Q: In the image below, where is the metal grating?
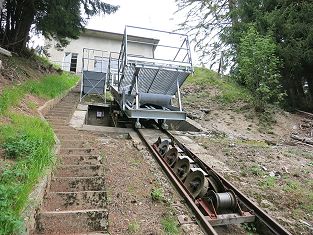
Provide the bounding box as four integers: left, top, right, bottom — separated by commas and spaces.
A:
120, 65, 190, 96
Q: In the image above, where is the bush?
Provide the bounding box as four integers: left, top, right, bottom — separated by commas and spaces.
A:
237, 25, 284, 111
3, 134, 40, 159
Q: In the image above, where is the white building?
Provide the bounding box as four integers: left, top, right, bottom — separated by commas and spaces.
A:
46, 28, 159, 73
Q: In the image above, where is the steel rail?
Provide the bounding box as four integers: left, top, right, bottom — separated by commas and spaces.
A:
162, 129, 292, 235
135, 128, 218, 235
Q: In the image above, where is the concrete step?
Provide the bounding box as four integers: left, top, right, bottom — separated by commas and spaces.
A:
60, 140, 89, 148
59, 155, 102, 165
50, 176, 106, 192
54, 165, 104, 177
50, 108, 74, 112
54, 128, 79, 134
46, 113, 72, 118
47, 120, 68, 125
35, 209, 108, 234
57, 133, 85, 140
43, 191, 107, 211
60, 148, 94, 155
46, 117, 69, 121
47, 110, 73, 114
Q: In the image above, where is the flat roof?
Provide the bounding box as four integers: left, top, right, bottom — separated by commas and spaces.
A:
82, 28, 159, 45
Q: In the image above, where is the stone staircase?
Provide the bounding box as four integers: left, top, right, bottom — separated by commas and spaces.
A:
33, 90, 107, 234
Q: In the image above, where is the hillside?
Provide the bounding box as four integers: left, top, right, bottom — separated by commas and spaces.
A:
181, 67, 313, 234
0, 54, 79, 234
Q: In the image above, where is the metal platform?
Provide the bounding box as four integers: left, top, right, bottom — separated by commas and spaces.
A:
109, 26, 193, 122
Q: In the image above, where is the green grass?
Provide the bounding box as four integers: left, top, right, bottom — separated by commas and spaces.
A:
0, 72, 79, 114
161, 216, 179, 235
151, 188, 164, 201
184, 67, 252, 104
0, 72, 79, 234
259, 176, 277, 189
128, 220, 140, 233
0, 114, 55, 234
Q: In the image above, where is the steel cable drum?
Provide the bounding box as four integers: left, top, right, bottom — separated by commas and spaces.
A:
184, 169, 209, 199
173, 157, 190, 180
207, 190, 237, 213
139, 93, 173, 107
163, 147, 178, 167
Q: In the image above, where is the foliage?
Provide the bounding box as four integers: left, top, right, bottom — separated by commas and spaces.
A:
128, 220, 140, 233
151, 188, 164, 202
0, 72, 79, 114
176, 0, 313, 111
161, 216, 179, 235
237, 25, 284, 110
0, 72, 79, 234
0, 0, 119, 53
2, 134, 41, 159
184, 67, 252, 104
0, 114, 55, 234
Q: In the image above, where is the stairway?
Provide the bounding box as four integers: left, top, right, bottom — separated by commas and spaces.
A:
33, 89, 108, 234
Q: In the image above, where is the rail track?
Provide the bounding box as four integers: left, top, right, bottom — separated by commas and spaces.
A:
136, 125, 292, 235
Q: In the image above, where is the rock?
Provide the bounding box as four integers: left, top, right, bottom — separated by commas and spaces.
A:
260, 199, 274, 208
282, 166, 289, 173
261, 166, 268, 171
269, 171, 275, 177
299, 219, 313, 229
200, 108, 210, 114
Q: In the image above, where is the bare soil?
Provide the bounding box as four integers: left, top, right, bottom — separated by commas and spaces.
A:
100, 136, 204, 235
182, 83, 313, 234
0, 54, 55, 94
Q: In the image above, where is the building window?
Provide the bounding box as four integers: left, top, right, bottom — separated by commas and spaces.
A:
62, 52, 78, 72
70, 53, 78, 72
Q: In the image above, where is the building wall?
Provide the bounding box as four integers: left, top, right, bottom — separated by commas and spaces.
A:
47, 34, 154, 73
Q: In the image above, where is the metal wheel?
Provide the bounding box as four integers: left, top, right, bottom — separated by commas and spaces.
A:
158, 140, 170, 156
184, 169, 209, 198
173, 157, 190, 180
164, 147, 178, 167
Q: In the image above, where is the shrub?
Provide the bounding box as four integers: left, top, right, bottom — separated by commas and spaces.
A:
237, 25, 284, 111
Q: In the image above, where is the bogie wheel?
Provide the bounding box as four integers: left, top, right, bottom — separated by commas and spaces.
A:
173, 157, 190, 180
158, 140, 170, 156
163, 148, 178, 167
184, 170, 209, 198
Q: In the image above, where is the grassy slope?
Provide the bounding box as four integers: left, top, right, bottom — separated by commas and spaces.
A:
183, 67, 252, 106
0, 56, 79, 234
182, 67, 280, 132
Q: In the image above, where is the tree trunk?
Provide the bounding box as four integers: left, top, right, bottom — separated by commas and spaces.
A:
10, 0, 34, 53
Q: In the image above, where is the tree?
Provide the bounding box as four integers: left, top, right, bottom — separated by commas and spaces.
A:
237, 25, 283, 110
0, 0, 118, 54
176, 0, 313, 110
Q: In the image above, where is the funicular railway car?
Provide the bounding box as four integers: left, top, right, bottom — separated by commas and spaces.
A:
80, 25, 193, 128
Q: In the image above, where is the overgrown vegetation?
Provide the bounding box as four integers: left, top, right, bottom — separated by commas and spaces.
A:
184, 67, 252, 104
0, 73, 79, 114
0, 1, 118, 54
161, 216, 179, 235
236, 25, 284, 111
0, 72, 79, 234
127, 220, 140, 234
151, 188, 164, 202
177, 0, 313, 111
0, 115, 55, 234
